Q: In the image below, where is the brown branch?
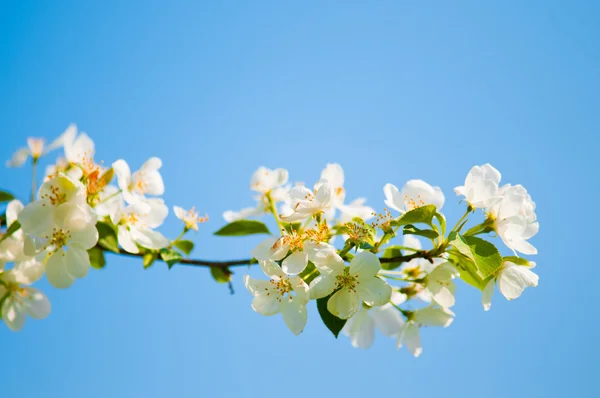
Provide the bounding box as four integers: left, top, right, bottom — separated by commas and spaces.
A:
104, 246, 439, 269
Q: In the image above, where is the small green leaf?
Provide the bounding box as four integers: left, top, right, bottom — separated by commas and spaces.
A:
0, 220, 21, 244
463, 219, 495, 236
299, 261, 319, 285
143, 251, 158, 269
214, 220, 271, 237
403, 224, 439, 240
0, 190, 15, 203
210, 266, 232, 283
448, 252, 491, 291
160, 248, 183, 269
88, 247, 106, 269
96, 222, 120, 253
503, 256, 530, 266
317, 293, 347, 338
390, 204, 437, 227
451, 234, 502, 279
98, 167, 114, 188
174, 239, 195, 255
381, 245, 403, 270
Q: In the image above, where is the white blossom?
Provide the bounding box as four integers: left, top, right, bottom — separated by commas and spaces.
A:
113, 157, 165, 205
174, 206, 208, 231
482, 261, 538, 311
487, 184, 538, 255
454, 164, 502, 209
111, 199, 169, 253
396, 306, 455, 357
310, 251, 392, 319
384, 179, 445, 213
280, 183, 334, 222
244, 259, 309, 335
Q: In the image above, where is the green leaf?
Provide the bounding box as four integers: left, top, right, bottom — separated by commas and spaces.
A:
434, 212, 446, 237
88, 247, 106, 269
299, 261, 319, 285
210, 266, 232, 283
450, 234, 502, 279
0, 220, 21, 244
380, 245, 404, 270
0, 190, 15, 203
214, 220, 271, 237
403, 224, 439, 240
143, 251, 158, 269
174, 239, 195, 255
96, 222, 120, 253
390, 204, 437, 227
160, 248, 183, 269
503, 256, 530, 266
463, 219, 495, 236
448, 252, 491, 291
317, 293, 347, 338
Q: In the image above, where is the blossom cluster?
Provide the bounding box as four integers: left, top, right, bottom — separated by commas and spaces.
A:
1, 125, 206, 331
228, 163, 539, 356
1, 126, 540, 358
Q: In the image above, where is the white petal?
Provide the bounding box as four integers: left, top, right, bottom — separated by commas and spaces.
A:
383, 183, 403, 213
70, 223, 99, 250
173, 206, 186, 220
18, 200, 53, 235
259, 259, 285, 279
118, 226, 139, 253
351, 251, 381, 280
65, 245, 91, 279
281, 298, 307, 335
130, 228, 169, 250
6, 200, 24, 226
401, 323, 423, 357
22, 288, 51, 319
497, 265, 538, 300
327, 289, 359, 320
342, 307, 375, 349
356, 277, 392, 307
112, 159, 132, 192
7, 147, 30, 168
371, 305, 405, 337
251, 294, 281, 316
309, 274, 336, 300
282, 250, 308, 275
482, 279, 495, 311
2, 297, 25, 331
243, 275, 273, 296
46, 250, 76, 289
414, 307, 454, 327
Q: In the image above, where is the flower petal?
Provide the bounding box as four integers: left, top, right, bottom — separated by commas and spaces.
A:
46, 250, 76, 289
327, 289, 359, 320
342, 307, 375, 349
281, 298, 307, 335
309, 274, 336, 300
65, 245, 91, 279
497, 264, 538, 300
282, 250, 308, 275
22, 288, 51, 319
356, 277, 392, 307
251, 294, 280, 316
351, 251, 381, 280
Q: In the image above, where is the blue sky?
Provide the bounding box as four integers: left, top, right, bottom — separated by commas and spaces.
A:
1, 1, 598, 397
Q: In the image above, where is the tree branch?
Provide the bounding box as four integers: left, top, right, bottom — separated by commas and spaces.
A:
103, 247, 440, 269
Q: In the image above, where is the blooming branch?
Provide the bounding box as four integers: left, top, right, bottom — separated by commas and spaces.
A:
0, 124, 540, 358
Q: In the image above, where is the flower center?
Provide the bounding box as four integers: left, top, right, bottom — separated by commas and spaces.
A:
269, 277, 294, 302
47, 228, 71, 249
282, 231, 304, 251
305, 223, 331, 243
405, 194, 425, 210
335, 268, 359, 292
41, 185, 67, 206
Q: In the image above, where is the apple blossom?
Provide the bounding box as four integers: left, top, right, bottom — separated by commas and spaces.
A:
18, 174, 88, 235
111, 199, 169, 253
280, 182, 334, 222
482, 261, 538, 311
342, 291, 407, 349
244, 259, 309, 335
113, 158, 165, 205
6, 125, 72, 167
487, 184, 539, 255
310, 251, 392, 319
384, 179, 445, 213
454, 163, 502, 209
174, 206, 208, 231
396, 306, 455, 357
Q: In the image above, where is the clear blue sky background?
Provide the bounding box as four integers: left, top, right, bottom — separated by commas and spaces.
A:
1, 1, 597, 397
